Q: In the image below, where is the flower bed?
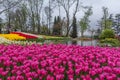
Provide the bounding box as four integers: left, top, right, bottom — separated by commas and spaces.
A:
0, 37, 12, 44
11, 32, 38, 39
0, 32, 39, 41
0, 34, 26, 40
0, 37, 40, 45
0, 44, 120, 80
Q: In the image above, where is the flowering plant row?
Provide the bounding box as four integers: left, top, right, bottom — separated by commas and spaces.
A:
0, 34, 26, 40
0, 44, 120, 80
0, 37, 12, 44
0, 37, 39, 45
10, 32, 38, 39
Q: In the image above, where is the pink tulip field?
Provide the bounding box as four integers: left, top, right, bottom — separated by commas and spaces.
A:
0, 44, 120, 80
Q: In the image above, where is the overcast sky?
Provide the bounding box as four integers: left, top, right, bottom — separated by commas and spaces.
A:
81, 0, 120, 29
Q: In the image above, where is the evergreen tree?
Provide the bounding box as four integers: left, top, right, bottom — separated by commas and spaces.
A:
57, 16, 61, 35
52, 16, 62, 35
0, 18, 2, 33
114, 14, 120, 34
53, 16, 57, 35
71, 17, 77, 38
54, 16, 57, 24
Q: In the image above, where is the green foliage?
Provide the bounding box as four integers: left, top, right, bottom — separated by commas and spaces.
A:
100, 38, 120, 47
94, 35, 99, 39
80, 19, 88, 32
79, 7, 93, 37
21, 37, 70, 43
100, 7, 113, 30
101, 19, 113, 29
99, 29, 115, 39
41, 25, 49, 35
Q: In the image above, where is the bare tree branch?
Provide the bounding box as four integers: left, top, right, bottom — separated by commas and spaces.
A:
0, 0, 22, 14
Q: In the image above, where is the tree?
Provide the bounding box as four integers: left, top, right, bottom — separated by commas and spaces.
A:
113, 14, 120, 34
13, 4, 28, 31
56, 0, 80, 36
44, 6, 51, 34
79, 19, 87, 38
53, 16, 57, 35
44, 0, 56, 35
99, 29, 115, 39
52, 16, 62, 35
27, 0, 36, 33
41, 25, 49, 35
102, 7, 108, 29
88, 28, 96, 40
3, 0, 23, 33
57, 16, 62, 35
79, 7, 92, 38
0, 0, 22, 14
71, 17, 77, 38
34, 0, 44, 34
101, 7, 113, 30
0, 18, 3, 33
27, 0, 44, 33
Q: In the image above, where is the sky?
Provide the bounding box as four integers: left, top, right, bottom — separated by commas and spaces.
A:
81, 0, 120, 29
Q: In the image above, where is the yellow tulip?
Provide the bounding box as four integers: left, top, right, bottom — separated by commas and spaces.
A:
0, 34, 26, 40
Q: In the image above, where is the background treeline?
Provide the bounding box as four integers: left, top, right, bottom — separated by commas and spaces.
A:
0, 0, 120, 38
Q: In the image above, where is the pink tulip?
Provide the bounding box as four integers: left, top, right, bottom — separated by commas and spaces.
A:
16, 76, 24, 80
47, 75, 54, 80
68, 74, 74, 80
94, 78, 99, 80
0, 44, 120, 79
7, 77, 11, 80
11, 76, 16, 80
116, 61, 120, 67
41, 69, 47, 76
1, 71, 8, 76
27, 78, 32, 80
117, 78, 120, 80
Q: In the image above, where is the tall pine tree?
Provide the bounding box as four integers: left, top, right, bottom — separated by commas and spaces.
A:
53, 16, 57, 35
52, 16, 62, 35
71, 16, 77, 38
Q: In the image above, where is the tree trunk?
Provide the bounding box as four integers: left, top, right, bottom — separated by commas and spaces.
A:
37, 16, 41, 34
66, 31, 69, 37
65, 12, 70, 37
37, 24, 41, 34
81, 31, 84, 38
0, 27, 1, 33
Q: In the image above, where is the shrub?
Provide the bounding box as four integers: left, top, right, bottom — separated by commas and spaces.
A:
93, 35, 99, 39
100, 38, 120, 47
99, 29, 115, 39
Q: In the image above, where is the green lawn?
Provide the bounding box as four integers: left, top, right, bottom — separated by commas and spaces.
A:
20, 35, 71, 43
38, 35, 70, 40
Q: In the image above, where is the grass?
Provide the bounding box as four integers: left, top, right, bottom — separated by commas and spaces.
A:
38, 35, 68, 39
20, 35, 71, 43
